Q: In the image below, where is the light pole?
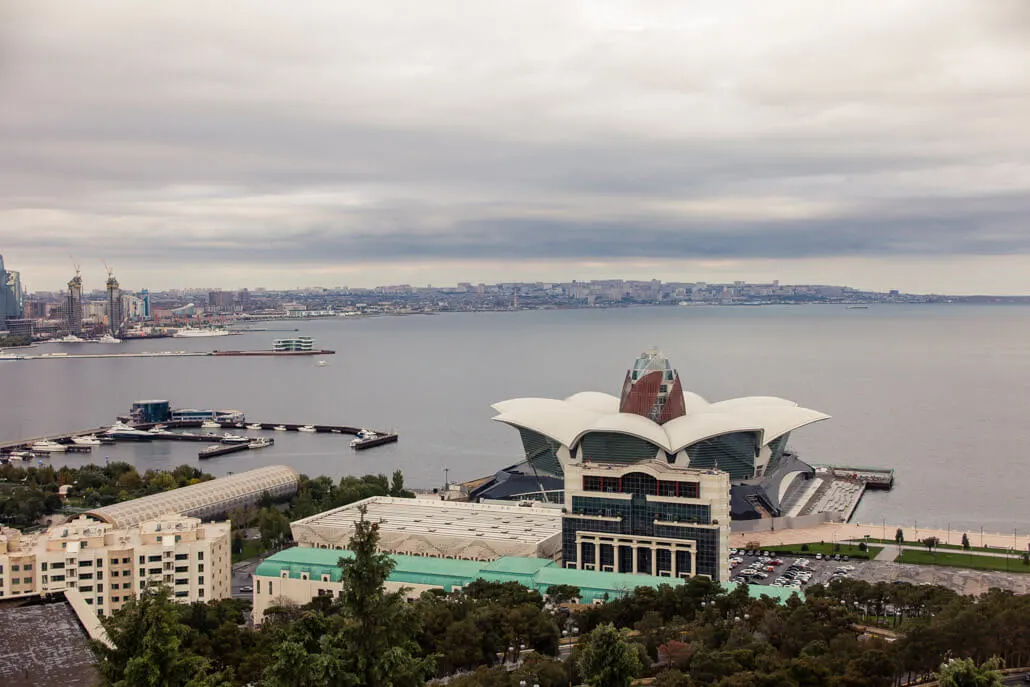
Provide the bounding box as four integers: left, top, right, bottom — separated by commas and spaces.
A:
444, 467, 449, 491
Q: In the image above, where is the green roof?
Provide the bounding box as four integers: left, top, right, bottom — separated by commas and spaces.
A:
256, 548, 802, 604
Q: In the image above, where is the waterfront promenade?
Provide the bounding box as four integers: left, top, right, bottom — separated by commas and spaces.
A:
732, 521, 1030, 553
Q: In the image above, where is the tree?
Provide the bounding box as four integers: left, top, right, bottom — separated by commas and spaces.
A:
962, 533, 971, 550
895, 528, 905, 545
924, 537, 940, 552
389, 469, 413, 498
94, 585, 213, 687
545, 584, 581, 605
858, 541, 868, 552
257, 508, 290, 550
937, 657, 1004, 687
334, 505, 435, 686
576, 623, 643, 687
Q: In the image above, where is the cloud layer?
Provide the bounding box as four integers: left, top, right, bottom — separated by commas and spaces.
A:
2, 0, 1030, 291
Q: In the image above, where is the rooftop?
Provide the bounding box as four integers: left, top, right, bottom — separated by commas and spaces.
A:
290, 496, 562, 546
0, 600, 98, 687
256, 547, 801, 604
86, 464, 299, 528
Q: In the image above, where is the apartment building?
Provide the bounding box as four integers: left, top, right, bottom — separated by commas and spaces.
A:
0, 514, 231, 615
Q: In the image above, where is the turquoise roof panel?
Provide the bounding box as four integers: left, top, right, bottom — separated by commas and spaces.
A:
256, 548, 797, 605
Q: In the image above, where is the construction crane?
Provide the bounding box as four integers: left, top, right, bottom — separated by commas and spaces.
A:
102, 259, 113, 278
70, 255, 80, 278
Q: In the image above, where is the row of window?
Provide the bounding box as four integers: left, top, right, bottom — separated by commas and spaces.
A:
582, 473, 700, 498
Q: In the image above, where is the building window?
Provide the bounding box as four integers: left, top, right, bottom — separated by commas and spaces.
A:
122, 557, 130, 564
198, 588, 204, 598
139, 568, 145, 577
198, 552, 204, 561
97, 584, 104, 592
85, 598, 92, 605
52, 562, 64, 569
139, 555, 145, 564
12, 565, 19, 572
41, 563, 47, 572
198, 576, 204, 585
78, 560, 92, 567
97, 572, 103, 580
11, 578, 19, 584
267, 581, 272, 595
97, 559, 103, 568
113, 596, 120, 603
198, 564, 204, 573
51, 575, 65, 582
148, 555, 161, 563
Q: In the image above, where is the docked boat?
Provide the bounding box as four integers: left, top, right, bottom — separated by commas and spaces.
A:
298, 425, 317, 433
71, 434, 102, 446
148, 424, 168, 433
105, 422, 154, 442
201, 420, 222, 429
220, 433, 250, 444
248, 437, 274, 449
357, 428, 377, 439
98, 334, 122, 343
30, 440, 67, 453
246, 423, 263, 430
55, 334, 88, 343
273, 425, 287, 431
173, 327, 230, 338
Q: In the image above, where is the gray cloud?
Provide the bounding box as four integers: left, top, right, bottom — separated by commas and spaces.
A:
2, 0, 1030, 290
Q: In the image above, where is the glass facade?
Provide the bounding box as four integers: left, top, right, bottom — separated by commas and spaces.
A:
517, 427, 564, 477
764, 432, 791, 475
686, 431, 760, 480
564, 492, 720, 579
580, 432, 660, 464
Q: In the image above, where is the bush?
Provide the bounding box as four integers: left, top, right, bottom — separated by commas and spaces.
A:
801, 543, 810, 552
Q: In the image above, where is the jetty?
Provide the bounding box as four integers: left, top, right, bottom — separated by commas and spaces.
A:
0, 349, 335, 361
1, 419, 396, 457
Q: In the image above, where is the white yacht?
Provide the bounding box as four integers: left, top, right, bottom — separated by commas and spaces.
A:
220, 433, 250, 444
71, 435, 102, 446
246, 423, 263, 430
357, 428, 377, 439
30, 440, 67, 453
148, 424, 168, 433
248, 437, 274, 449
98, 334, 122, 344
201, 420, 222, 429
55, 334, 88, 343
105, 422, 154, 442
298, 425, 317, 433
173, 327, 231, 338
273, 425, 287, 431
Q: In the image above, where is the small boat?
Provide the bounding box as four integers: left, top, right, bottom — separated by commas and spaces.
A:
298, 425, 317, 433
315, 360, 329, 367
248, 437, 274, 449
98, 334, 122, 343
105, 422, 154, 442
220, 433, 250, 444
55, 334, 88, 343
357, 428, 377, 439
201, 420, 222, 429
349, 437, 362, 448
30, 440, 67, 453
246, 423, 263, 430
273, 425, 288, 431
148, 424, 168, 433
71, 435, 102, 446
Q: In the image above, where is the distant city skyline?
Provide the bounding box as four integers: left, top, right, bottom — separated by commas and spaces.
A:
3, 2, 1030, 295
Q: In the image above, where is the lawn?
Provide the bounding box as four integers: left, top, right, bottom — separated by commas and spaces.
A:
856, 537, 1019, 555
896, 549, 1030, 573
232, 538, 267, 564
758, 542, 883, 558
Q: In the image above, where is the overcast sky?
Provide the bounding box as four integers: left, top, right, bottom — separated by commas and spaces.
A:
2, 1, 1029, 293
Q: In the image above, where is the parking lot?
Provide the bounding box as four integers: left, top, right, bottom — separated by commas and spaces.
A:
730, 548, 871, 591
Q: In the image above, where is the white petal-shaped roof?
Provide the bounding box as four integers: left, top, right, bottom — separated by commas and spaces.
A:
682, 391, 711, 413
492, 390, 829, 460
563, 391, 621, 415
492, 403, 602, 447
708, 396, 797, 411
730, 405, 830, 444
664, 412, 763, 453
572, 413, 672, 452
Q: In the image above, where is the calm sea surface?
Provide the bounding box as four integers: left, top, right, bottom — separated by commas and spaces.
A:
1, 305, 1028, 533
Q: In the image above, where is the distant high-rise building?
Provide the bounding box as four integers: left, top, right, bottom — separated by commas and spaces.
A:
0, 254, 17, 327
106, 273, 123, 335
237, 288, 249, 312
67, 270, 84, 334
208, 290, 234, 313
140, 288, 151, 319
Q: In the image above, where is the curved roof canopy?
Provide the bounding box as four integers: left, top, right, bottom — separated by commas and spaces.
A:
493, 392, 828, 457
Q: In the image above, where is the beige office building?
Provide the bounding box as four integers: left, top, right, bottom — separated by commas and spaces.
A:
0, 514, 231, 615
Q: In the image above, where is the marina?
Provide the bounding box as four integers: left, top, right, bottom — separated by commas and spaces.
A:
0, 348, 335, 361
0, 418, 397, 458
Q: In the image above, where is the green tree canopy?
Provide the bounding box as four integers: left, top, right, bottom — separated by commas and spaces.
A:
937, 656, 1004, 687
577, 623, 644, 687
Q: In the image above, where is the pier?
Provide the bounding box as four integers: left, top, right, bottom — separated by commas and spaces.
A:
0, 349, 335, 361
1, 419, 397, 457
